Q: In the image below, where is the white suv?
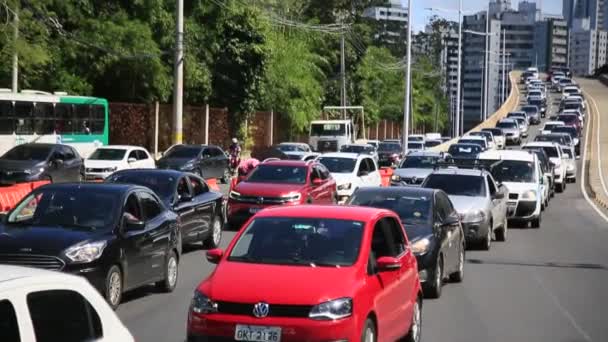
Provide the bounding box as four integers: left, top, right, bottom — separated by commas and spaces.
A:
317, 153, 382, 203
85, 145, 156, 181
0, 266, 134, 341
523, 142, 567, 193
479, 150, 544, 228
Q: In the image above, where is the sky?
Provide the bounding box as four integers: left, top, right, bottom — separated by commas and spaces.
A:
406, 0, 563, 32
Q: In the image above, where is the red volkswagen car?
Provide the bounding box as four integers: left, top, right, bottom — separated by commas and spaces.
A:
187, 205, 422, 342
227, 160, 337, 228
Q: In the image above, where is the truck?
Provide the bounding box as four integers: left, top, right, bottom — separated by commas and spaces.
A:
308, 120, 354, 153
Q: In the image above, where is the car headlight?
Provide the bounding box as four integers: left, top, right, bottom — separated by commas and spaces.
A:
190, 290, 218, 314
281, 193, 302, 202
64, 241, 107, 263
180, 162, 195, 170
229, 191, 241, 200
309, 297, 352, 320
410, 237, 431, 255
22, 167, 44, 175
103, 166, 118, 173
462, 210, 486, 223
391, 175, 401, 182
337, 183, 352, 191
521, 190, 537, 200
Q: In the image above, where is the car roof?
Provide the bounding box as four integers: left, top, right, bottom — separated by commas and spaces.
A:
524, 142, 560, 149
96, 145, 146, 150
261, 159, 311, 167
499, 118, 517, 123
320, 152, 365, 160
406, 151, 444, 157
112, 168, 186, 178
279, 142, 308, 146
545, 121, 565, 125
16, 143, 59, 148
431, 168, 485, 176
354, 186, 436, 198
0, 265, 89, 289
342, 143, 372, 147
460, 136, 486, 141
255, 204, 394, 222
37, 182, 143, 193
479, 149, 535, 162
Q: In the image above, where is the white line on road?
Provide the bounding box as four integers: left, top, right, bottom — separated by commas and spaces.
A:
587, 94, 608, 197
580, 90, 608, 223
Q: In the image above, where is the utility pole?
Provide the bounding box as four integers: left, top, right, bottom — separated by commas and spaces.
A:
483, 9, 490, 121
402, 0, 412, 154
173, 0, 184, 145
11, 4, 18, 93
455, 0, 462, 137
340, 31, 347, 119
502, 28, 506, 105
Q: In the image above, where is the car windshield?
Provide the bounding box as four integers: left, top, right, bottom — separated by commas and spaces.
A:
409, 136, 424, 142
246, 165, 307, 184
522, 106, 537, 114
425, 140, 441, 148
7, 188, 120, 230
525, 146, 558, 158
492, 160, 535, 183
564, 104, 580, 110
310, 123, 346, 136
340, 145, 370, 153
228, 217, 364, 267
400, 156, 439, 169
424, 174, 486, 197
483, 129, 503, 136
2, 145, 52, 161
88, 148, 127, 161
408, 143, 424, 150
458, 139, 485, 148
317, 157, 356, 173
470, 133, 491, 142
544, 123, 562, 131
497, 121, 517, 129
378, 143, 401, 152
448, 145, 481, 156
552, 127, 577, 138
349, 192, 431, 225
106, 173, 178, 202
164, 146, 201, 159
277, 144, 306, 152
562, 148, 573, 159
535, 136, 564, 145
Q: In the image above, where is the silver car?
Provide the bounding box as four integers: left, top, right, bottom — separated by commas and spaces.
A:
422, 168, 508, 250
496, 119, 521, 145
391, 152, 450, 186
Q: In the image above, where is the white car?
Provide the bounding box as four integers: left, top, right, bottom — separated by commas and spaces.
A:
522, 142, 567, 193
407, 141, 425, 153
527, 89, 545, 101
425, 132, 442, 141
0, 265, 134, 342
478, 150, 544, 228
276, 142, 313, 153
317, 153, 382, 203
469, 131, 496, 150
541, 121, 565, 135
482, 128, 506, 149
562, 86, 581, 101
408, 134, 426, 143
458, 135, 489, 151
85, 145, 155, 180
560, 145, 577, 183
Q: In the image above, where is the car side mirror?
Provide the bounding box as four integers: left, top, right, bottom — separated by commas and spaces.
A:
123, 214, 145, 232
493, 192, 505, 200
128, 157, 137, 163
443, 214, 460, 226
206, 248, 223, 264
52, 158, 64, 167
312, 178, 323, 186
377, 256, 401, 271
180, 192, 193, 202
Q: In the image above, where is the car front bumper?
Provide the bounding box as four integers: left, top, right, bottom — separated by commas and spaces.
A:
85, 172, 112, 181
64, 262, 109, 294
506, 199, 540, 220
227, 200, 300, 229
462, 220, 491, 242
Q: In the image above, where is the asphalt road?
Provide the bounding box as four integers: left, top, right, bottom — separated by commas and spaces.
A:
117, 87, 608, 341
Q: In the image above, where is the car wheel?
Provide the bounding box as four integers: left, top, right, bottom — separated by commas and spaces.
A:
156, 250, 179, 293
572, 177, 577, 184
480, 222, 492, 251
557, 183, 564, 193
361, 318, 376, 342
203, 216, 223, 249
403, 297, 422, 342
423, 257, 442, 299
104, 265, 122, 310
495, 217, 508, 242
450, 244, 465, 283
531, 214, 541, 229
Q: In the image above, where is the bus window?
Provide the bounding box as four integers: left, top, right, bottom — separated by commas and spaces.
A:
33, 103, 55, 135
91, 105, 105, 134
14, 101, 34, 134
0, 100, 14, 134
74, 104, 91, 134
54, 103, 74, 134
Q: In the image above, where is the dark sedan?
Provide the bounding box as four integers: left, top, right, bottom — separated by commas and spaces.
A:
0, 143, 84, 184
0, 183, 181, 309
448, 143, 483, 159
377, 142, 403, 167
106, 169, 224, 248
157, 144, 230, 182
349, 186, 465, 299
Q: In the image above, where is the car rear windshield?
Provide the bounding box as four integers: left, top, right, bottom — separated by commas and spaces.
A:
535, 135, 565, 145
424, 174, 486, 197
400, 156, 439, 169
408, 143, 424, 150
522, 106, 538, 113
106, 173, 177, 202
378, 143, 401, 152
7, 188, 121, 230
340, 145, 371, 153
448, 145, 481, 156
228, 217, 364, 267
557, 115, 578, 124
277, 144, 306, 152
458, 139, 485, 148
526, 146, 558, 158
2, 145, 52, 161
349, 192, 431, 225
543, 123, 562, 131
247, 165, 307, 184
317, 157, 356, 173
552, 126, 577, 138
88, 149, 126, 161
497, 121, 517, 129
492, 160, 535, 183
564, 103, 581, 110
425, 140, 441, 148
483, 128, 503, 136
164, 146, 202, 159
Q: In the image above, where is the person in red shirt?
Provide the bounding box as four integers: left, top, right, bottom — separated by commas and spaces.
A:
229, 158, 260, 192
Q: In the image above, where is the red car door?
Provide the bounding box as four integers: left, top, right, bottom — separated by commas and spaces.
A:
316, 164, 335, 203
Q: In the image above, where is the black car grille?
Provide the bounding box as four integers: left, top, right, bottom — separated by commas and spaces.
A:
509, 193, 519, 200
236, 196, 289, 204
402, 177, 424, 185
86, 168, 107, 173
0, 254, 65, 271
317, 140, 338, 152
216, 301, 312, 318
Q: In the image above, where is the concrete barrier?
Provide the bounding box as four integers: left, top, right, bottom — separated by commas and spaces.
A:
430, 71, 521, 152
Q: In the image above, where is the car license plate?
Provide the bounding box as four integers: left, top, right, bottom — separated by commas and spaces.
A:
235, 325, 281, 342
249, 207, 262, 214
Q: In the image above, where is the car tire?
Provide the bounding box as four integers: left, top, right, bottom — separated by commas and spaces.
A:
104, 265, 123, 310
361, 318, 377, 342
423, 257, 442, 299
480, 222, 492, 251
449, 244, 465, 283
530, 214, 541, 229
557, 183, 565, 193
156, 250, 179, 293
403, 297, 422, 342
495, 217, 508, 242
203, 216, 223, 249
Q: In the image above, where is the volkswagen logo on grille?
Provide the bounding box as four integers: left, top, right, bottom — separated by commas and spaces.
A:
411, 176, 417, 183
257, 197, 264, 204
252, 302, 270, 318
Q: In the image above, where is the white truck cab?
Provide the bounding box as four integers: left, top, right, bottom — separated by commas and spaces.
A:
309, 120, 354, 153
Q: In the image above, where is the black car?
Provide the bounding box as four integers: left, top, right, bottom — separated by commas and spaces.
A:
0, 143, 84, 184
349, 186, 464, 299
377, 142, 403, 167
552, 125, 581, 154
521, 105, 541, 124
527, 99, 546, 118
0, 183, 181, 309
106, 169, 224, 248
448, 143, 483, 159
157, 144, 230, 182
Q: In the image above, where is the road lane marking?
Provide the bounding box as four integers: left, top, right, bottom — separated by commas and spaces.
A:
586, 94, 608, 197
580, 90, 608, 223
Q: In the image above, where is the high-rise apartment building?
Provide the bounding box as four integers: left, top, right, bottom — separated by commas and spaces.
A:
363, 0, 408, 55
535, 17, 570, 70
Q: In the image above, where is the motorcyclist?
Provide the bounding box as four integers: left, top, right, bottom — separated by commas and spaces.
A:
228, 138, 242, 173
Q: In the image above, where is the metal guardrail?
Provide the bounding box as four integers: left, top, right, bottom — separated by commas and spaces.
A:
430, 71, 522, 152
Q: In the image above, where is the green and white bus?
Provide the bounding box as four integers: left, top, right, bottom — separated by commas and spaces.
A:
0, 89, 109, 157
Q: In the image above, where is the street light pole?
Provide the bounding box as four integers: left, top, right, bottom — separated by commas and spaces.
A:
501, 28, 506, 105
340, 31, 347, 119
173, 0, 184, 144
403, 0, 412, 154
456, 0, 462, 137
483, 9, 489, 121
11, 5, 18, 93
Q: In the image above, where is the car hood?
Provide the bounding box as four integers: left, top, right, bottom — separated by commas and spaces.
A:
501, 181, 537, 195
0, 225, 107, 255
201, 261, 359, 305
403, 222, 433, 242
235, 182, 306, 197
0, 159, 45, 171
394, 168, 433, 179
331, 173, 355, 185
85, 159, 124, 168
156, 158, 193, 169
502, 128, 519, 134
448, 195, 484, 213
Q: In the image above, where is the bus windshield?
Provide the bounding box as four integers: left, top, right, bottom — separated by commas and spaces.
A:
310, 123, 347, 136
